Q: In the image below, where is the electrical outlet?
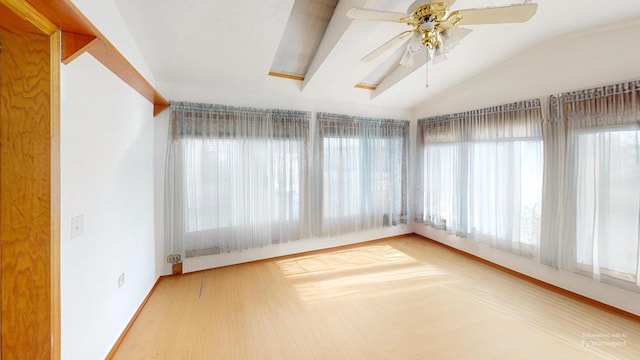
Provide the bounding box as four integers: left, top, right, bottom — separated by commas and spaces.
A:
118, 273, 125, 288
166, 253, 182, 264
71, 215, 84, 238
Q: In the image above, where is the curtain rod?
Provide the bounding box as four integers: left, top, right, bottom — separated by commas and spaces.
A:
419, 99, 542, 124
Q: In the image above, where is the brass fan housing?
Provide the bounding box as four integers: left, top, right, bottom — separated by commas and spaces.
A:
403, 1, 462, 49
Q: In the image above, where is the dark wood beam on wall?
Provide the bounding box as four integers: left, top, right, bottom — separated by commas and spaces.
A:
61, 31, 97, 64
28, 0, 170, 116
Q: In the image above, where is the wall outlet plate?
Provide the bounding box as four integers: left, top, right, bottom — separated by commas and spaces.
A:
71, 215, 84, 238
166, 253, 182, 264
118, 273, 125, 288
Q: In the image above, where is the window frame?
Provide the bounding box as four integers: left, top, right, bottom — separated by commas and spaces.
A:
317, 117, 410, 232
568, 123, 640, 284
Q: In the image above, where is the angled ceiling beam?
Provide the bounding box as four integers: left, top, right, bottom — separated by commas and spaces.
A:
302, 0, 367, 90
371, 55, 427, 99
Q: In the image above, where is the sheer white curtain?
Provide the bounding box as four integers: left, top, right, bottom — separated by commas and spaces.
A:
416, 100, 544, 257
317, 113, 409, 236
556, 81, 640, 289
165, 103, 311, 257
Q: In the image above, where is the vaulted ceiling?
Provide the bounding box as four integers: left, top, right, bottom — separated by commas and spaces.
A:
114, 0, 640, 110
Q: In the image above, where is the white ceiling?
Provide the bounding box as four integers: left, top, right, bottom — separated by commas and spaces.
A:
114, 0, 640, 111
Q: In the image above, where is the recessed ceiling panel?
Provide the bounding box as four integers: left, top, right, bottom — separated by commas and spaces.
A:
357, 42, 408, 89
269, 0, 338, 79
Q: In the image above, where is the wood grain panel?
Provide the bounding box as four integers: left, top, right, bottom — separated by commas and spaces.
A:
0, 28, 52, 360
0, 0, 56, 35
0, 2, 41, 34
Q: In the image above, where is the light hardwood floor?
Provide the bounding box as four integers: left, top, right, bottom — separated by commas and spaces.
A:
114, 236, 640, 359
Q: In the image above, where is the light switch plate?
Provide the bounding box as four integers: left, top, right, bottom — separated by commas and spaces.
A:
118, 273, 125, 288
71, 214, 84, 238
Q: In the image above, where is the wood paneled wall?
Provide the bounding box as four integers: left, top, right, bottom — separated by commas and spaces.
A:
0, 26, 56, 359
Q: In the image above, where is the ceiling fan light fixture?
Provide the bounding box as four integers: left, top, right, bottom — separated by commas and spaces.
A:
400, 33, 425, 67
348, 1, 538, 88
408, 32, 423, 52
441, 26, 473, 51
433, 46, 448, 64
400, 47, 415, 67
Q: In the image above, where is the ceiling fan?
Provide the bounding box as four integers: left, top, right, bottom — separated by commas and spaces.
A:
347, 0, 538, 86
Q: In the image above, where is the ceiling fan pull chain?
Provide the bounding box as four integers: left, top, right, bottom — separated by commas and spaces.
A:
425, 51, 429, 88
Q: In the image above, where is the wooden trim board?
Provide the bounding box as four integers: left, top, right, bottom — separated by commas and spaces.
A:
268, 71, 305, 81
61, 31, 97, 64
25, 0, 169, 116
413, 234, 640, 323
105, 276, 168, 359
50, 29, 62, 360
0, 26, 54, 359
355, 84, 377, 91
0, 0, 57, 35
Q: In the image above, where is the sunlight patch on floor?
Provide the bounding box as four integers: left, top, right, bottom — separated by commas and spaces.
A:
277, 245, 417, 277
276, 244, 457, 302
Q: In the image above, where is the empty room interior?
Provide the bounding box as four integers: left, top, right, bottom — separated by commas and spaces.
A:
3, 0, 640, 359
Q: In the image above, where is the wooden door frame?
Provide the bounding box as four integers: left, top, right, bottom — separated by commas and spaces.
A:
0, 1, 60, 359
1, 0, 167, 357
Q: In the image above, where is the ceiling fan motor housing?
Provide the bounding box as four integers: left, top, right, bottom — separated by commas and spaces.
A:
408, 1, 448, 24
406, 2, 452, 49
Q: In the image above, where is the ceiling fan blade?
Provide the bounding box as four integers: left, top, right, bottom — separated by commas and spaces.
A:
455, 3, 537, 26
362, 31, 414, 62
346, 8, 406, 22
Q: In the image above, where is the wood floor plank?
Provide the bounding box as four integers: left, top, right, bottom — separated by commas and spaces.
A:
113, 236, 640, 359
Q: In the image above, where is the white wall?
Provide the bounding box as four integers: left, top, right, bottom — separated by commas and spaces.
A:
185, 226, 412, 273
70, 0, 155, 85
60, 53, 157, 359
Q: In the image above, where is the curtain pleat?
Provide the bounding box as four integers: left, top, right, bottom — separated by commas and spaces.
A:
552, 80, 640, 290
317, 113, 410, 236
416, 100, 544, 257
166, 102, 311, 256
166, 103, 409, 259
539, 96, 566, 267
416, 80, 640, 292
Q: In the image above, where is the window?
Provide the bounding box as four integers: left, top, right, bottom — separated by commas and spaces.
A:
182, 138, 303, 233
571, 127, 640, 282
416, 101, 543, 257
318, 114, 409, 235
466, 140, 543, 251
166, 104, 310, 256
168, 106, 410, 258
551, 82, 640, 290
